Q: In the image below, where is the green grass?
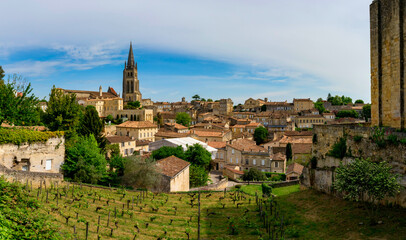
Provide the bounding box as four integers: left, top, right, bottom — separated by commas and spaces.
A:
27, 184, 269, 239
239, 184, 300, 197
278, 188, 406, 239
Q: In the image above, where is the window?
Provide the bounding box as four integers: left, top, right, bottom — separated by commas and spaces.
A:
261, 169, 266, 172
236, 157, 239, 164
274, 162, 279, 168
128, 142, 131, 146
22, 165, 28, 171
125, 149, 128, 156
130, 148, 134, 154
232, 149, 234, 154
253, 159, 256, 165
46, 159, 52, 170
245, 159, 249, 165
261, 160, 265, 166
230, 158, 233, 163
122, 142, 125, 147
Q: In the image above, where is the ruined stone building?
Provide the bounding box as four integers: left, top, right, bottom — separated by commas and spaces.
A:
371, 0, 406, 129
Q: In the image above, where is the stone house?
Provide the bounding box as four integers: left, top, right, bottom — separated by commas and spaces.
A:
135, 140, 150, 152
207, 141, 227, 170
286, 163, 304, 181
323, 112, 336, 121
243, 98, 266, 111
106, 136, 136, 157
264, 101, 294, 112
164, 123, 189, 133
116, 121, 158, 142
219, 98, 234, 116
293, 98, 314, 112
154, 130, 189, 141
0, 136, 65, 174
295, 115, 326, 128
156, 155, 190, 192
226, 139, 272, 172
190, 129, 232, 142
223, 166, 244, 181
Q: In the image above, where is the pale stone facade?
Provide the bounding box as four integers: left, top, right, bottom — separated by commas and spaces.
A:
0, 137, 65, 174
116, 121, 158, 142
123, 42, 142, 102
370, 0, 406, 129
157, 156, 190, 192
293, 98, 314, 112
106, 136, 137, 157
219, 98, 234, 115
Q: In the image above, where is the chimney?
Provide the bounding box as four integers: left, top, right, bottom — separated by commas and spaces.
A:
264, 98, 268, 102
99, 86, 102, 97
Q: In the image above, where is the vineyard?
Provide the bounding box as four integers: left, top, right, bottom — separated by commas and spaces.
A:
26, 182, 291, 240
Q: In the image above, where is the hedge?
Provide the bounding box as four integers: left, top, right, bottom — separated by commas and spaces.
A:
0, 128, 64, 145
264, 172, 286, 181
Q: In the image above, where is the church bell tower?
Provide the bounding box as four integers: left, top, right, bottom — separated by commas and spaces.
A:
123, 42, 142, 102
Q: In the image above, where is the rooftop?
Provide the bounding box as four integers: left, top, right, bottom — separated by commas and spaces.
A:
286, 163, 305, 175
156, 155, 190, 178
117, 121, 158, 129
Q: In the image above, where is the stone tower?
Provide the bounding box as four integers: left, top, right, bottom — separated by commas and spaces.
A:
123, 42, 142, 102
370, 0, 406, 129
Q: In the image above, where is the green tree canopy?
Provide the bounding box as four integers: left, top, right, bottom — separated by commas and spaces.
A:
80, 105, 106, 150
122, 156, 162, 190
0, 66, 4, 82
207, 98, 213, 102
314, 101, 325, 114
253, 126, 268, 145
62, 134, 107, 184
43, 86, 81, 132
286, 143, 292, 160
151, 146, 186, 160
189, 165, 209, 187
355, 99, 364, 104
192, 94, 200, 101
0, 74, 40, 126
328, 95, 353, 106
336, 110, 359, 118
125, 101, 141, 109
184, 143, 212, 170
334, 158, 400, 222
176, 112, 191, 127
362, 104, 371, 121
241, 168, 266, 181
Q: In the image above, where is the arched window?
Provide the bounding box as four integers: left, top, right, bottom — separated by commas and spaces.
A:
127, 81, 130, 93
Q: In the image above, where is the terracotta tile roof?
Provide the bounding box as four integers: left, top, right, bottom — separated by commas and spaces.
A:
286, 163, 304, 175
224, 166, 244, 175
106, 136, 134, 144
246, 122, 261, 127
117, 121, 158, 129
231, 125, 246, 128
272, 152, 286, 161
155, 130, 189, 138
292, 143, 312, 154
207, 141, 227, 149
156, 155, 190, 178
228, 139, 267, 152
192, 129, 227, 137
264, 101, 291, 106
136, 140, 151, 146
61, 88, 118, 99
165, 123, 188, 130
108, 87, 118, 96
272, 147, 286, 155
160, 112, 176, 118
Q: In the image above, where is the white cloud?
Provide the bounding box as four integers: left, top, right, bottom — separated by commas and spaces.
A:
0, 0, 372, 101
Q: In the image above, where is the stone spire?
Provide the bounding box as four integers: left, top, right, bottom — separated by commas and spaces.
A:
127, 42, 135, 68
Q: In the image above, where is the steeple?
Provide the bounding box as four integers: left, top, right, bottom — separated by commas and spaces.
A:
127, 42, 135, 68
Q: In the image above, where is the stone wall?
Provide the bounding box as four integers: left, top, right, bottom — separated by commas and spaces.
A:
370, 0, 406, 129
303, 124, 406, 207
0, 164, 63, 188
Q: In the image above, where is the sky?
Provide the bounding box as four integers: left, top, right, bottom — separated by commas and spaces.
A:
0, 0, 372, 104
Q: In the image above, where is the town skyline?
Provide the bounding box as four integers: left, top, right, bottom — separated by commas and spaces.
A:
0, 0, 372, 104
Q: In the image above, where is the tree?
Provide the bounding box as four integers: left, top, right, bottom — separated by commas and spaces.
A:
80, 105, 106, 150
327, 93, 332, 102
176, 112, 191, 127
260, 104, 267, 112
286, 143, 292, 160
334, 158, 400, 222
0, 66, 4, 82
192, 94, 200, 101
189, 165, 209, 187
122, 156, 162, 190
62, 134, 107, 184
43, 86, 81, 132
0, 74, 40, 126
336, 110, 359, 118
200, 98, 206, 102
184, 144, 212, 170
125, 101, 141, 109
314, 101, 325, 114
341, 96, 353, 105
106, 114, 114, 123
241, 168, 266, 181
207, 98, 213, 102
253, 126, 268, 145
330, 95, 343, 105
363, 104, 371, 121
151, 146, 186, 160
355, 99, 364, 104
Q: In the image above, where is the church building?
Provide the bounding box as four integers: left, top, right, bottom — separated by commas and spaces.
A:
123, 42, 142, 102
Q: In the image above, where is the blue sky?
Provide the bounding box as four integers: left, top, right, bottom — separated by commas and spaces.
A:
0, 0, 372, 104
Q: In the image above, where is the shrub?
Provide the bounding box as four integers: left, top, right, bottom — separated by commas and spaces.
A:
264, 172, 286, 181
400, 138, 406, 144
241, 168, 266, 181
327, 137, 347, 159
353, 135, 363, 143
261, 183, 272, 197
0, 128, 63, 145
387, 134, 399, 146
371, 127, 386, 148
